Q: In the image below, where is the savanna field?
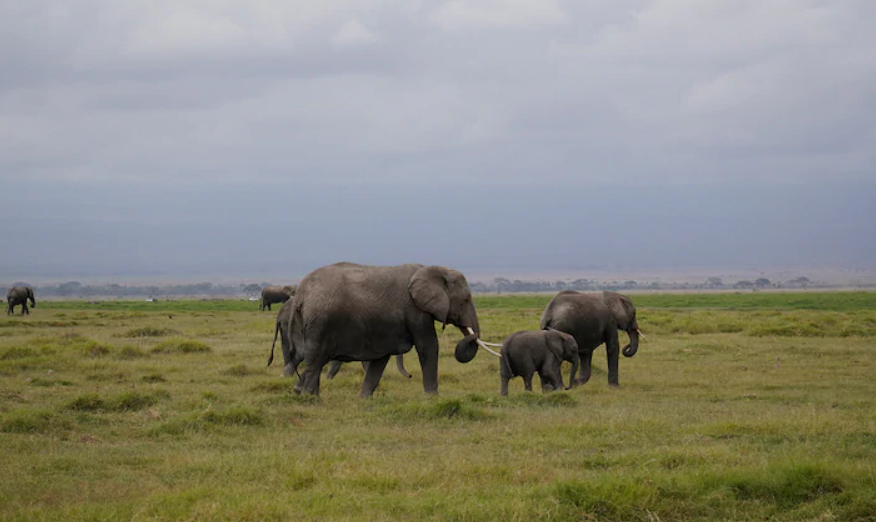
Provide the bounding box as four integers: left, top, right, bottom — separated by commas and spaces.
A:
1, 292, 875, 521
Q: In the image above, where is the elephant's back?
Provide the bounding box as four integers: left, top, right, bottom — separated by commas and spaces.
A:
541, 292, 609, 348
295, 263, 421, 321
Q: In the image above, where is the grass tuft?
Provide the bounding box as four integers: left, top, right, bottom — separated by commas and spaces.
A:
1, 409, 72, 434
503, 392, 578, 408
63, 391, 164, 412
151, 338, 211, 354
1, 347, 37, 360
201, 406, 265, 426
116, 345, 148, 359
383, 398, 489, 422
221, 364, 256, 377
119, 326, 180, 338
721, 463, 846, 507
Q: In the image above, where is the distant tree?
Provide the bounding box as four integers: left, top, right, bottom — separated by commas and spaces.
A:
494, 278, 511, 294
754, 278, 771, 287
706, 277, 724, 287
57, 281, 82, 297
243, 284, 262, 296
788, 277, 811, 288
734, 280, 754, 289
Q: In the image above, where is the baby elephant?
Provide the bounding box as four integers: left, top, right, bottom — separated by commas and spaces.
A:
500, 329, 580, 396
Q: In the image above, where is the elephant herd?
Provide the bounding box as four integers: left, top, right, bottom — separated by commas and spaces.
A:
5, 264, 643, 398
265, 262, 643, 398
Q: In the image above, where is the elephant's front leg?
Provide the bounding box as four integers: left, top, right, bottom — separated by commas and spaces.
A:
606, 334, 620, 386
360, 355, 391, 398
415, 336, 440, 394
576, 350, 593, 385
541, 360, 563, 392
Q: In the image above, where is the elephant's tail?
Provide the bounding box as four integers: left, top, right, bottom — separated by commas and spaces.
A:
267, 318, 281, 367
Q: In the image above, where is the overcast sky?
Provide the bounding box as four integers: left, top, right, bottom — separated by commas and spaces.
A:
1, 1, 874, 282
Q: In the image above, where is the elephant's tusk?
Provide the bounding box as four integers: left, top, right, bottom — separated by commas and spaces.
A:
637, 329, 646, 340
465, 328, 503, 347
466, 328, 503, 357
476, 339, 502, 357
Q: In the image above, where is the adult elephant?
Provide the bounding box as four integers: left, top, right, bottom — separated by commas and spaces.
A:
267, 299, 411, 380
540, 291, 643, 387
260, 285, 296, 311
7, 286, 36, 315
288, 262, 491, 397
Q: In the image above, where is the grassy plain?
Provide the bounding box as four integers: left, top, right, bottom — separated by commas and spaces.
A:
1, 292, 875, 521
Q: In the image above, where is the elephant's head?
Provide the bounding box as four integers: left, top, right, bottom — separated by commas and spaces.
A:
603, 292, 640, 357
27, 287, 35, 307
408, 266, 483, 362
546, 329, 580, 389
282, 285, 297, 297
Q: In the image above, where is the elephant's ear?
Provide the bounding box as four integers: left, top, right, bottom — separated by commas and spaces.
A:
545, 330, 566, 362
409, 266, 450, 326
605, 292, 634, 331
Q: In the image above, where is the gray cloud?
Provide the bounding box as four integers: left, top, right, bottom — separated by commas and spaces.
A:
1, 1, 874, 279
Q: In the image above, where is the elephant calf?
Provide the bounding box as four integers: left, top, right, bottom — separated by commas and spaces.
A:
500, 329, 580, 396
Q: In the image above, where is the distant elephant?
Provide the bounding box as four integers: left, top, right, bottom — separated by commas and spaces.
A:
267, 299, 297, 376
260, 285, 296, 311
500, 329, 580, 396
288, 262, 490, 397
540, 291, 643, 387
267, 299, 412, 380
6, 286, 35, 315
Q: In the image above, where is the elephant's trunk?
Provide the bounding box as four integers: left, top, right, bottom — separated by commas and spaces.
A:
622, 328, 641, 358
566, 353, 580, 390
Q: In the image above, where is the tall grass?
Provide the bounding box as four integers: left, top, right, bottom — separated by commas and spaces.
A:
1, 293, 874, 521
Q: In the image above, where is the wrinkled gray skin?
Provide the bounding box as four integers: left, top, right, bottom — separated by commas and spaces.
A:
267, 299, 411, 380
500, 329, 580, 396
6, 286, 35, 315
288, 262, 481, 397
260, 285, 296, 312
540, 291, 640, 387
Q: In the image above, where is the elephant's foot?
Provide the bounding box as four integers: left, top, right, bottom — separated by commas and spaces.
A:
282, 364, 295, 378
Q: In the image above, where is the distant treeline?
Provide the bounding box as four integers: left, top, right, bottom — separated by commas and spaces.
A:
6, 275, 861, 299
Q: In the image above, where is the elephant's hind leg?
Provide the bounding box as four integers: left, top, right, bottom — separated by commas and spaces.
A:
361, 355, 391, 398
605, 333, 621, 386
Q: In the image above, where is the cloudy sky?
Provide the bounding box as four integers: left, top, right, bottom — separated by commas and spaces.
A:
1, 1, 874, 282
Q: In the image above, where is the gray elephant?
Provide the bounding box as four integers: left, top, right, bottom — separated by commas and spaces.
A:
499, 329, 580, 396
540, 291, 643, 387
6, 286, 35, 315
260, 285, 296, 311
288, 262, 489, 397
267, 299, 411, 380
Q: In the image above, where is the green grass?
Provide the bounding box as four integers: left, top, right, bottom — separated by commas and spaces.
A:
1, 292, 875, 521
